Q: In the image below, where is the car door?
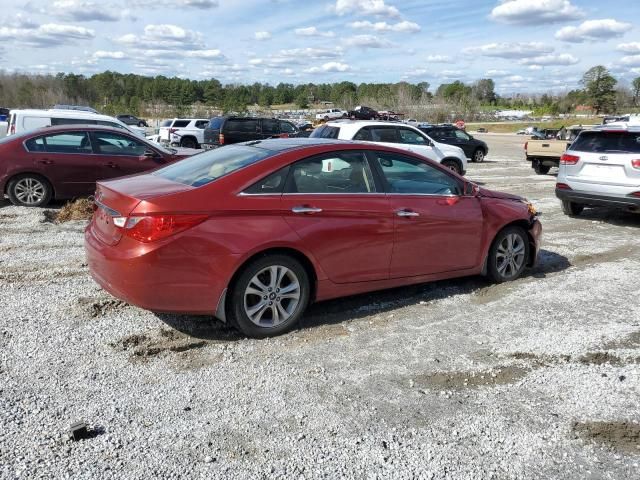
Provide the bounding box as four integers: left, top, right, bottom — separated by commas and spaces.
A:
261, 119, 280, 139
353, 125, 400, 148
225, 118, 260, 143
396, 126, 438, 160
279, 150, 393, 284
89, 130, 167, 179
23, 130, 97, 197
451, 129, 474, 157
368, 150, 483, 278
279, 120, 299, 138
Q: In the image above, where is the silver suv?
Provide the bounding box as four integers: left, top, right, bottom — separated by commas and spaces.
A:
556, 125, 640, 215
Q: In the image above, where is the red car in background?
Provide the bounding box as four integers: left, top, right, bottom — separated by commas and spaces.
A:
0, 125, 197, 207
85, 138, 541, 338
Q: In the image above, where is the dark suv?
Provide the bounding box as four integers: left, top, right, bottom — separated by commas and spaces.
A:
418, 125, 488, 162
116, 114, 149, 127
203, 117, 301, 149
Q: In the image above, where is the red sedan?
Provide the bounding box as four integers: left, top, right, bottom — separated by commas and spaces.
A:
0, 125, 196, 207
85, 138, 541, 338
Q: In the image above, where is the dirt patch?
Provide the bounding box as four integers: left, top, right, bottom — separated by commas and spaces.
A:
572, 421, 640, 455
0, 213, 18, 219
578, 352, 622, 366
571, 245, 637, 268
415, 365, 531, 390
111, 328, 209, 359
44, 198, 94, 224
602, 331, 640, 350
77, 297, 128, 318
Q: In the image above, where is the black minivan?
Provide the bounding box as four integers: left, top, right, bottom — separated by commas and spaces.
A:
203, 117, 302, 149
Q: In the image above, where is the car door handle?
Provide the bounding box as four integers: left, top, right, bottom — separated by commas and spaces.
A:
104, 162, 118, 168
37, 159, 53, 165
396, 209, 419, 217
292, 206, 323, 214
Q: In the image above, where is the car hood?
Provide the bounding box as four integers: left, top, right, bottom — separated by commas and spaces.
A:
432, 140, 465, 157
171, 147, 201, 159
478, 186, 523, 201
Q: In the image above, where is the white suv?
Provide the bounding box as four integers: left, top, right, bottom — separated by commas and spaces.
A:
158, 118, 210, 149
556, 125, 640, 215
311, 120, 467, 174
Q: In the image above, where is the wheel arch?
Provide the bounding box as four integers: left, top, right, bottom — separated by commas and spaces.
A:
180, 135, 199, 146
481, 219, 536, 275
440, 156, 463, 173
4, 171, 56, 198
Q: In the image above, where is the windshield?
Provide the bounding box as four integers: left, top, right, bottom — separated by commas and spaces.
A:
153, 145, 273, 187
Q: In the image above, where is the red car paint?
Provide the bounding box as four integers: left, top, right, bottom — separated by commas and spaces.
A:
0, 125, 194, 201
85, 139, 541, 318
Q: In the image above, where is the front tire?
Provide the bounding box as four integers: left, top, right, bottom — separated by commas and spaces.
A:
562, 200, 583, 216
7, 174, 53, 207
441, 159, 462, 175
228, 254, 310, 338
533, 160, 551, 175
487, 226, 529, 283
473, 149, 485, 163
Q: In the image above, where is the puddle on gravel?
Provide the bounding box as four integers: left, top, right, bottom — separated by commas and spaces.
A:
572, 421, 640, 455
414, 365, 531, 390
111, 328, 210, 361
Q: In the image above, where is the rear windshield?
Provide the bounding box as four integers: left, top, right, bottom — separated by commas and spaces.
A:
571, 131, 640, 153
310, 125, 340, 139
153, 145, 273, 187
208, 117, 225, 129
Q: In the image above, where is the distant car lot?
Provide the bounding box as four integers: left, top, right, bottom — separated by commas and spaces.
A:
1, 133, 638, 479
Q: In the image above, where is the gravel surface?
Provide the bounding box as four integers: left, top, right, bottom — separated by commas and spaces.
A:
1, 134, 639, 479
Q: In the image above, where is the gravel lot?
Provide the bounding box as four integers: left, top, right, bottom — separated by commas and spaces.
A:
1, 134, 639, 479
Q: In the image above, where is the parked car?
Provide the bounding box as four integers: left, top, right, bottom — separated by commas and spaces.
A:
418, 125, 488, 163
117, 114, 149, 127
349, 105, 378, 120
311, 120, 468, 174
53, 104, 99, 114
7, 109, 146, 138
0, 125, 197, 207
158, 118, 210, 149
202, 116, 301, 149
556, 125, 640, 216
85, 138, 541, 338
315, 108, 348, 121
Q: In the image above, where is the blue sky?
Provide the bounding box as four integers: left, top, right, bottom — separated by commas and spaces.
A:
1, 0, 640, 94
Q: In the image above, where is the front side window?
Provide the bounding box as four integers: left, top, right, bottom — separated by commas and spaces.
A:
25, 132, 91, 154
397, 128, 427, 145
154, 144, 273, 187
172, 120, 190, 128
262, 119, 279, 135
93, 132, 147, 156
225, 119, 259, 133
195, 120, 209, 129
454, 129, 470, 141
374, 152, 461, 195
368, 127, 398, 143
287, 152, 376, 194
279, 121, 296, 134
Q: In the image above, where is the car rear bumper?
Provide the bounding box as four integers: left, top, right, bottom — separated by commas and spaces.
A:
84, 225, 235, 316
555, 189, 640, 208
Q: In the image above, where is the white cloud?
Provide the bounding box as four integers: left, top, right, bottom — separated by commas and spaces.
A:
295, 27, 335, 37
426, 55, 453, 63
93, 50, 126, 59
349, 20, 420, 33
334, 0, 400, 18
620, 55, 640, 67
278, 47, 343, 59
617, 42, 640, 54
0, 23, 95, 47
343, 34, 394, 48
185, 49, 224, 59
305, 62, 351, 73
490, 0, 583, 25
519, 53, 579, 66
131, 0, 218, 8
116, 24, 204, 50
402, 68, 429, 78
51, 0, 120, 21
255, 31, 272, 40
485, 69, 510, 77
463, 42, 553, 59
555, 19, 632, 43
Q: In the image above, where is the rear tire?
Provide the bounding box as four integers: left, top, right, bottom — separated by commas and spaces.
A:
487, 226, 529, 283
180, 137, 198, 149
228, 254, 310, 338
561, 200, 583, 216
7, 174, 53, 207
441, 159, 462, 175
533, 160, 551, 175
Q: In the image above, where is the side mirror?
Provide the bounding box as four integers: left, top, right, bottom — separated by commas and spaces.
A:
464, 182, 479, 196
142, 149, 158, 158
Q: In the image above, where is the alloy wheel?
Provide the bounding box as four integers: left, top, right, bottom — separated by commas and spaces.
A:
243, 265, 301, 327
474, 150, 485, 162
14, 177, 46, 205
495, 233, 526, 280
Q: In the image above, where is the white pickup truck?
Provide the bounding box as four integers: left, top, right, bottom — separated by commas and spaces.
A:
315, 108, 348, 121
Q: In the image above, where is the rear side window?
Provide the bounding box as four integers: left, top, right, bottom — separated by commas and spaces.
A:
244, 167, 290, 194
310, 125, 340, 139
208, 117, 225, 129
225, 119, 259, 133
262, 119, 279, 135
25, 132, 91, 153
571, 131, 640, 153
154, 145, 272, 187
51, 117, 97, 126
172, 120, 190, 128
368, 127, 398, 143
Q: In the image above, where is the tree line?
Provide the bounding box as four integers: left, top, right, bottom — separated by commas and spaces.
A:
0, 66, 636, 119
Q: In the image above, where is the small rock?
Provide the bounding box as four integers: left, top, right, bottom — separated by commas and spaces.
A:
204, 456, 214, 463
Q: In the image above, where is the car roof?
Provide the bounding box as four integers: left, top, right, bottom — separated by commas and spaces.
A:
9, 124, 145, 140
241, 138, 355, 152
324, 120, 411, 129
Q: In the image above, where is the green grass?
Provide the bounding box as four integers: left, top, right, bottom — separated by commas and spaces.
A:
467, 118, 601, 133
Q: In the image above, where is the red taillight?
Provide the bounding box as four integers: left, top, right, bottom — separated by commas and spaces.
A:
218, 133, 225, 145
560, 154, 580, 165
116, 214, 208, 243
632, 159, 640, 169
556, 183, 572, 190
